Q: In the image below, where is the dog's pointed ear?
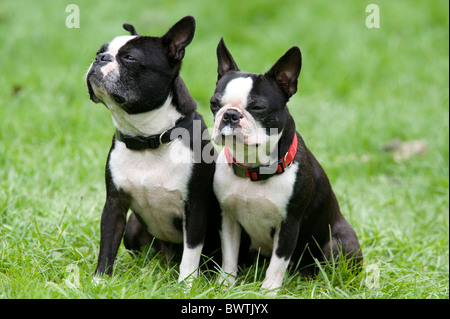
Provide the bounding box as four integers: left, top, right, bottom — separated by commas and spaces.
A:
123, 23, 139, 36
265, 46, 302, 98
217, 37, 239, 81
162, 16, 196, 61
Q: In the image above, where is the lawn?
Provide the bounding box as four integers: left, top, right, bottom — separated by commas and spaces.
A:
0, 0, 448, 300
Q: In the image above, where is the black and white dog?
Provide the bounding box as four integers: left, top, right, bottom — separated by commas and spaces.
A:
210, 38, 362, 291
86, 16, 219, 283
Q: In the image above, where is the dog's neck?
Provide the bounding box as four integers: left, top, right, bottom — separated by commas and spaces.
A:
110, 94, 182, 137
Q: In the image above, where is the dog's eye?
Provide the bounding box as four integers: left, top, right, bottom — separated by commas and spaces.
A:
210, 101, 220, 111
250, 105, 266, 111
123, 54, 136, 62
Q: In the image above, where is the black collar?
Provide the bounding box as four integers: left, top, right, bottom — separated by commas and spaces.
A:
115, 113, 195, 150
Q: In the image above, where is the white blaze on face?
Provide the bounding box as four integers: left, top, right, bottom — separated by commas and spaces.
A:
221, 77, 253, 109
212, 77, 255, 143
100, 35, 137, 77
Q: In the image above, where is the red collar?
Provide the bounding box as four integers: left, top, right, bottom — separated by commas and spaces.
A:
224, 133, 298, 182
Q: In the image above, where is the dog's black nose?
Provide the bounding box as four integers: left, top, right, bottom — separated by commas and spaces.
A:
222, 109, 242, 125
95, 53, 113, 63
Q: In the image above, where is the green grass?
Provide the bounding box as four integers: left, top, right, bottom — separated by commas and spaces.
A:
0, 0, 448, 299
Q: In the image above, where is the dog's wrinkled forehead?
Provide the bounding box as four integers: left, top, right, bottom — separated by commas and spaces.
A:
220, 76, 253, 109
103, 35, 137, 57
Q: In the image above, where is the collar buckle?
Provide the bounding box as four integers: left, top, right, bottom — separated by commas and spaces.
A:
159, 130, 173, 147
283, 152, 293, 168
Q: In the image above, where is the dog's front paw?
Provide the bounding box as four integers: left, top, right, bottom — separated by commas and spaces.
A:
178, 270, 197, 288
218, 271, 237, 288
261, 277, 282, 296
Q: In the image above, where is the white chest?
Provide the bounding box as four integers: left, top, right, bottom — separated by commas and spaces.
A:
213, 151, 299, 256
109, 139, 194, 243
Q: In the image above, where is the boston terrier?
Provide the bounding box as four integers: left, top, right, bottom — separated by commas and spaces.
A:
86, 16, 219, 283
210, 38, 362, 291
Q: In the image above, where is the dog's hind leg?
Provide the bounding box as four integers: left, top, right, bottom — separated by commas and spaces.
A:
123, 213, 154, 252
322, 216, 363, 271
123, 212, 177, 260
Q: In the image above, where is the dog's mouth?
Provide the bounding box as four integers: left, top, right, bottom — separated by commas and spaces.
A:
87, 66, 131, 109
86, 69, 102, 103
87, 80, 101, 103
212, 126, 261, 147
